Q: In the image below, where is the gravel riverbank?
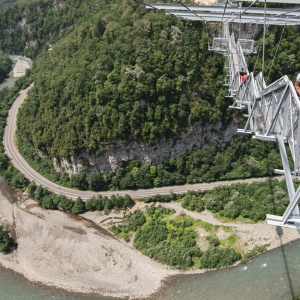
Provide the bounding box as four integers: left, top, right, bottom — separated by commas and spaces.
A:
0, 192, 175, 299
0, 191, 299, 299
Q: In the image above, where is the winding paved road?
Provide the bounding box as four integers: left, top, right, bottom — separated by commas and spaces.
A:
3, 84, 283, 199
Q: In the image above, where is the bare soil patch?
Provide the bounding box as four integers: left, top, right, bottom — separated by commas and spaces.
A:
12, 60, 30, 78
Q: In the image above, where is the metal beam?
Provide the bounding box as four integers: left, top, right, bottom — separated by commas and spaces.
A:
146, 4, 300, 16
146, 1, 300, 228
170, 14, 300, 25
146, 4, 205, 11
168, 11, 300, 20
146, 3, 300, 25
266, 85, 288, 135
281, 187, 300, 224
232, 0, 300, 3
277, 135, 297, 207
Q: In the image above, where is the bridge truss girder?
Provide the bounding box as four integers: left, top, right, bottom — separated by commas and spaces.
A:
146, 3, 300, 25
146, 2, 300, 228
217, 24, 300, 229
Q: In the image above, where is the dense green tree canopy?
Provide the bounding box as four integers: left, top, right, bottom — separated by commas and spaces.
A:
0, 50, 11, 82
111, 206, 242, 269
0, 0, 297, 192
0, 226, 10, 253
0, 0, 109, 57
180, 179, 294, 222
0, 0, 22, 9
15, 0, 230, 159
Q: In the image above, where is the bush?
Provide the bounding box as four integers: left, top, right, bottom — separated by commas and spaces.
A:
0, 226, 10, 253
182, 192, 205, 212
144, 193, 178, 203
200, 247, 241, 269
71, 197, 86, 214
206, 236, 220, 247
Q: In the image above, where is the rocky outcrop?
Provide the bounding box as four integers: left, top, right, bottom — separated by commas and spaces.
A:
54, 122, 238, 174
52, 0, 64, 11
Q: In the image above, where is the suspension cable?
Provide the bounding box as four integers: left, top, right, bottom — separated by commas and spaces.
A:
239, 11, 242, 40
175, 0, 211, 46
175, 0, 207, 22
253, 22, 258, 39
262, 0, 267, 81
266, 21, 287, 83
221, 0, 230, 23
243, 22, 252, 40
132, 0, 161, 11
132, 0, 211, 48
253, 32, 264, 74
227, 0, 260, 23
132, 0, 207, 22
275, 6, 300, 17
260, 0, 267, 132
205, 22, 211, 49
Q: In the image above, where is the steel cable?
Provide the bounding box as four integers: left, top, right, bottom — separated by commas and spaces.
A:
266, 21, 287, 84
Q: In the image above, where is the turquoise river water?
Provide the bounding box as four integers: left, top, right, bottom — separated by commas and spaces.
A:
0, 178, 300, 300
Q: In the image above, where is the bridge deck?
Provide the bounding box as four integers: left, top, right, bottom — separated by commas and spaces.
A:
146, 1, 300, 227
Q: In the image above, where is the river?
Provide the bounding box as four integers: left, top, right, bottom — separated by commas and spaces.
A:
0, 178, 300, 300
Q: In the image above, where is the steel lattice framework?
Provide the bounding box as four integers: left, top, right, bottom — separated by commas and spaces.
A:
225, 25, 300, 227
146, 2, 300, 25
146, 1, 300, 228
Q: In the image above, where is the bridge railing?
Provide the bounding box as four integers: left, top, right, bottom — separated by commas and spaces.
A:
235, 70, 300, 227
143, 1, 300, 227
260, 78, 300, 171
227, 32, 252, 101
187, 18, 300, 227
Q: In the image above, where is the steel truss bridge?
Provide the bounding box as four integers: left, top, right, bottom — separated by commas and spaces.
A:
146, 0, 300, 228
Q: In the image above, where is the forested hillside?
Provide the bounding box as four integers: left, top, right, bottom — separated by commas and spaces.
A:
0, 50, 11, 82
0, 0, 25, 9
16, 0, 231, 158
0, 0, 105, 57
0, 0, 298, 191
247, 26, 300, 84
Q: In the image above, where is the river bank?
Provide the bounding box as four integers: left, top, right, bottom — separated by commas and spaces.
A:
0, 55, 31, 90
0, 191, 175, 299
0, 186, 299, 299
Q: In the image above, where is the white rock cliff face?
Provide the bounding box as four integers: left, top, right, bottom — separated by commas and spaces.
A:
54, 122, 238, 174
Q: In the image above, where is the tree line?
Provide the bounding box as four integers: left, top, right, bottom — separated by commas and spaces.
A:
0, 76, 289, 266
142, 178, 294, 223
13, 0, 232, 162
17, 132, 283, 191
0, 0, 296, 191
0, 76, 133, 216
0, 50, 11, 82
0, 0, 106, 58
0, 0, 298, 194
26, 181, 134, 214
0, 0, 25, 9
